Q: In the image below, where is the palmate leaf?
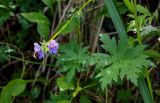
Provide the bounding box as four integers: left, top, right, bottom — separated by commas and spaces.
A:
56, 41, 89, 82
90, 53, 110, 70
96, 64, 119, 89
96, 35, 151, 90
104, 0, 154, 102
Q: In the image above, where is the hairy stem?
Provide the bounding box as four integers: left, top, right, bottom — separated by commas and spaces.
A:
134, 0, 142, 45
134, 0, 154, 101
48, 0, 92, 42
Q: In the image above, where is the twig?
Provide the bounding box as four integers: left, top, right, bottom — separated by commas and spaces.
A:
1, 60, 19, 70
50, 8, 58, 36
51, 0, 73, 36
9, 55, 54, 66
85, 4, 104, 12
90, 16, 104, 53
85, 91, 105, 102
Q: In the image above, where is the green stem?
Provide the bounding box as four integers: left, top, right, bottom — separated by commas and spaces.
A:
20, 61, 26, 79
79, 0, 92, 11
134, 0, 153, 101
70, 96, 74, 103
10, 55, 54, 67
58, 0, 61, 19
50, 5, 54, 16
48, 0, 92, 42
145, 68, 154, 101
81, 82, 98, 90
134, 0, 142, 45
32, 57, 46, 86
70, 82, 98, 103
106, 87, 108, 103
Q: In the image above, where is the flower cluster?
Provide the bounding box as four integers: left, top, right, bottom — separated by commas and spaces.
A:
34, 43, 44, 59
48, 40, 59, 54
33, 40, 59, 59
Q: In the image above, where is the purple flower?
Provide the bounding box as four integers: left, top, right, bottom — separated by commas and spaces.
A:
34, 43, 44, 59
48, 40, 59, 54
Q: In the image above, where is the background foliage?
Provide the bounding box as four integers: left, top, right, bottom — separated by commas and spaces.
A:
0, 0, 160, 103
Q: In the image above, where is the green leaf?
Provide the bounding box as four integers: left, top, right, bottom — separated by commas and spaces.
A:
0, 4, 9, 9
42, 0, 56, 7
90, 53, 109, 69
137, 5, 151, 16
57, 100, 70, 103
116, 90, 134, 103
0, 9, 10, 26
18, 15, 29, 29
45, 92, 71, 103
21, 12, 50, 39
80, 96, 92, 103
95, 35, 151, 90
144, 50, 160, 58
103, 1, 154, 103
104, 0, 128, 40
101, 2, 128, 17
66, 67, 76, 83
96, 64, 119, 90
56, 41, 89, 82
137, 78, 154, 103
56, 76, 74, 91
37, 22, 50, 39
127, 4, 154, 31
153, 10, 159, 20
140, 26, 158, 37
0, 79, 27, 103
31, 86, 41, 99
123, 0, 135, 13
100, 35, 117, 55
0, 46, 9, 63
155, 90, 160, 96
0, 46, 15, 63
21, 12, 49, 24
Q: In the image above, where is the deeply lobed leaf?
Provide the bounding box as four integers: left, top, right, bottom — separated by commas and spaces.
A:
95, 35, 151, 90
56, 41, 89, 82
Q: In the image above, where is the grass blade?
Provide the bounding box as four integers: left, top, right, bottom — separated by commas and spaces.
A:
103, 0, 128, 40
103, 0, 154, 103
138, 78, 154, 103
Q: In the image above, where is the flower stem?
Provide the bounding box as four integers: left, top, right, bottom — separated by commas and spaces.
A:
48, 0, 92, 42
134, 0, 142, 45
145, 68, 154, 101
134, 0, 154, 101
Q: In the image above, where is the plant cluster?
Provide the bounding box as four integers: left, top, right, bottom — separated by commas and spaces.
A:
0, 0, 160, 103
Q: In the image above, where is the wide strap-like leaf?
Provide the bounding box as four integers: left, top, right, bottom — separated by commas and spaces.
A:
103, 0, 154, 103
103, 0, 128, 40
138, 78, 154, 103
